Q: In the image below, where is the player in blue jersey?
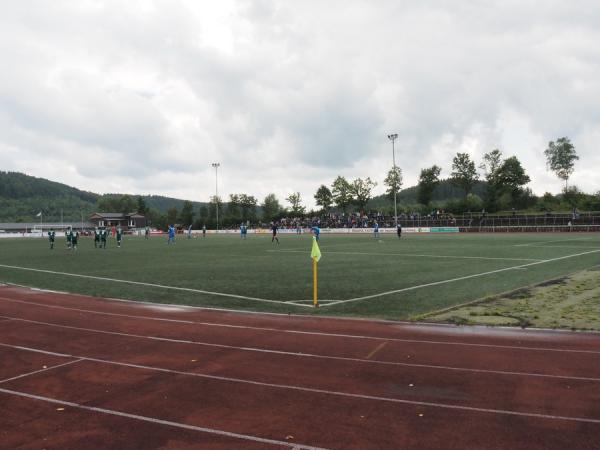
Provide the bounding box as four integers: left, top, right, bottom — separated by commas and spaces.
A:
167, 225, 176, 244
373, 222, 380, 239
312, 225, 320, 241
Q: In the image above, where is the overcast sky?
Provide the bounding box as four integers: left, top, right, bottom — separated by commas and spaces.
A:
1, 1, 599, 208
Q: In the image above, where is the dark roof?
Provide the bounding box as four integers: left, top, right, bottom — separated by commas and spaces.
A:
90, 213, 126, 219
89, 212, 146, 219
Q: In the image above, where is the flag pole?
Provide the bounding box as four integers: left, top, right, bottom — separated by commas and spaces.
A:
310, 235, 321, 308
313, 258, 318, 307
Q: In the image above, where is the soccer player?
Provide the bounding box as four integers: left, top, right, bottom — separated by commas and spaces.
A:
373, 222, 380, 239
312, 225, 320, 241
100, 227, 108, 249
397, 222, 402, 239
271, 222, 279, 244
66, 227, 73, 249
116, 226, 123, 248
48, 228, 55, 249
167, 225, 175, 244
144, 226, 149, 239
202, 225, 206, 238
94, 228, 100, 248
240, 223, 247, 239
71, 230, 79, 251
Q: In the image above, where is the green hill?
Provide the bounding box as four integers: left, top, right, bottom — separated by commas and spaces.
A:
367, 179, 487, 210
0, 171, 209, 222
0, 171, 99, 222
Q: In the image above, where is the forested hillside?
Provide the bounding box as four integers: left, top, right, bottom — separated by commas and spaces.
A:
0, 172, 208, 222
0, 171, 98, 222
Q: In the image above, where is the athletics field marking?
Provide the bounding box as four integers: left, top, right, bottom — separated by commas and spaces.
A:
1, 341, 599, 425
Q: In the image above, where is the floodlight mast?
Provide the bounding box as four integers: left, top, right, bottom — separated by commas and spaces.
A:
212, 163, 220, 231
387, 134, 399, 229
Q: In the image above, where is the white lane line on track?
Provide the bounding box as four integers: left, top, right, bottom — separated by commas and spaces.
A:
1, 296, 600, 355
2, 317, 600, 382
324, 249, 600, 306
268, 249, 544, 262
1, 341, 599, 425
0, 359, 83, 384
0, 388, 328, 450
0, 264, 312, 307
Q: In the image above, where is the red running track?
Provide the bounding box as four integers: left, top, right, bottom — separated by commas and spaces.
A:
1, 284, 600, 449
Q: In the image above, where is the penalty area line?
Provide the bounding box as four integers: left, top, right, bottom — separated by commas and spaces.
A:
322, 249, 600, 307
0, 264, 312, 308
268, 249, 543, 262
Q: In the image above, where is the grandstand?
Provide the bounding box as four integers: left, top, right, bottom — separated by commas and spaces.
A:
266, 211, 600, 233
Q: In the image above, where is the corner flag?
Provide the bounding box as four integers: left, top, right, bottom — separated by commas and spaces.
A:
311, 236, 321, 262
311, 236, 321, 307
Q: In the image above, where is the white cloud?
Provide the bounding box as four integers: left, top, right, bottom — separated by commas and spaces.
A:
1, 0, 599, 209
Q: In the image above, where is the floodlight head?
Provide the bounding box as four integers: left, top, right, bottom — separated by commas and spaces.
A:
212, 162, 220, 168
388, 133, 398, 141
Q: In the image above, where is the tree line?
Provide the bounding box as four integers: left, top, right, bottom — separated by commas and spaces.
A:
1, 136, 597, 226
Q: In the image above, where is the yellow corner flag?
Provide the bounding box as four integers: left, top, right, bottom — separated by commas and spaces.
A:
311, 236, 321, 262
311, 237, 321, 307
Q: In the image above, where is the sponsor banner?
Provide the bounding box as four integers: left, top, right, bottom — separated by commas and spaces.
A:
401, 227, 430, 233
430, 227, 460, 233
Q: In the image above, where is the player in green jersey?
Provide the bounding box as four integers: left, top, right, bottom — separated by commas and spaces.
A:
116, 227, 123, 248
48, 228, 55, 249
94, 228, 100, 248
71, 230, 79, 251
66, 227, 73, 248
100, 228, 107, 249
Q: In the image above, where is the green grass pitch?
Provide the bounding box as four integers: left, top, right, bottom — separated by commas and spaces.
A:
1, 233, 599, 320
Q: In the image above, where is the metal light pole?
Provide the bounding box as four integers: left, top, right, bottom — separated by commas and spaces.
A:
212, 163, 220, 231
387, 133, 399, 228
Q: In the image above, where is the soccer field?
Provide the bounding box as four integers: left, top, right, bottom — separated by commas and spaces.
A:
1, 233, 599, 319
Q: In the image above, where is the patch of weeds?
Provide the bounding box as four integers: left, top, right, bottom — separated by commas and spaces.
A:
448, 316, 471, 326
537, 277, 568, 288
505, 288, 532, 300
501, 314, 533, 329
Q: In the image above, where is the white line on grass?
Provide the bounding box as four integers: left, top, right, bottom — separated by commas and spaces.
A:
0, 264, 312, 308
323, 249, 600, 307
0, 387, 328, 450
514, 238, 592, 247
519, 245, 600, 250
0, 358, 83, 384
1, 342, 599, 425
268, 250, 543, 262
2, 297, 600, 355
3, 316, 600, 382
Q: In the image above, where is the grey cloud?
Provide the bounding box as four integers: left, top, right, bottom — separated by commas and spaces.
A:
1, 0, 599, 202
